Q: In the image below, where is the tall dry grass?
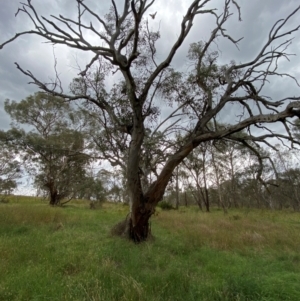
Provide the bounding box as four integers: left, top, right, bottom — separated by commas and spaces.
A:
0, 205, 67, 226
154, 208, 300, 253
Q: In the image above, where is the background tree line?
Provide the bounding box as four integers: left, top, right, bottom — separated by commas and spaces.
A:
163, 134, 300, 212
1, 92, 300, 212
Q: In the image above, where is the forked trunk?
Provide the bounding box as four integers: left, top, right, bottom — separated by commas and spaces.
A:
113, 167, 176, 242
45, 180, 60, 206
49, 189, 62, 206
129, 203, 154, 242
113, 138, 196, 242
48, 184, 65, 206
112, 192, 156, 243
49, 192, 56, 206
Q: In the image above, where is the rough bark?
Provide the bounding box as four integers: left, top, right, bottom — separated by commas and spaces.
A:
115, 141, 196, 242
201, 149, 210, 212
175, 166, 179, 209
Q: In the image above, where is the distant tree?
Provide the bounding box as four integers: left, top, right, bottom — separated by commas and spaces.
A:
210, 141, 237, 213
4, 92, 90, 205
75, 171, 106, 209
236, 157, 273, 209
270, 168, 300, 210
210, 134, 253, 209
2, 1, 300, 241
183, 144, 210, 211
0, 139, 21, 195
96, 169, 125, 202
270, 146, 300, 210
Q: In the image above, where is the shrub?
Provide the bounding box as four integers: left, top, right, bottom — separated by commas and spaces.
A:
89, 200, 103, 209
158, 201, 173, 210
0, 197, 9, 204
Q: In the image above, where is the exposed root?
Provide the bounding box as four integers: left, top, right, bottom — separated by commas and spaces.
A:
111, 215, 153, 243
111, 219, 131, 238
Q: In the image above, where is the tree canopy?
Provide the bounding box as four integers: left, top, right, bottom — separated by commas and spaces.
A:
4, 92, 91, 205
0, 139, 21, 195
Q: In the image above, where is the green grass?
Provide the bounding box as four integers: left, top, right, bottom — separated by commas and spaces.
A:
0, 197, 300, 300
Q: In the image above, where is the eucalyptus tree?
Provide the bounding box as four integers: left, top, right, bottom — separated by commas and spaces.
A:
270, 146, 300, 210
4, 92, 90, 205
183, 144, 210, 211
236, 149, 274, 209
209, 134, 251, 209
2, 1, 300, 241
0, 139, 21, 195
76, 172, 106, 205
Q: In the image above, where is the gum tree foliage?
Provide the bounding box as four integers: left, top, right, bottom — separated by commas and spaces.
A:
1, 1, 300, 241
76, 172, 107, 205
0, 139, 21, 195
4, 92, 90, 205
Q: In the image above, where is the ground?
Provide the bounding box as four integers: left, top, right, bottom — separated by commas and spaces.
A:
0, 196, 300, 300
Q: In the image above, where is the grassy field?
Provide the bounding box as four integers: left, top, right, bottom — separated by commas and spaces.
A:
0, 196, 300, 301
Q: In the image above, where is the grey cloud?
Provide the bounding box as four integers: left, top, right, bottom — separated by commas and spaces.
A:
0, 0, 300, 134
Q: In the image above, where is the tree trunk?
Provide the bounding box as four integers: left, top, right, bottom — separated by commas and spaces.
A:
229, 151, 239, 208
114, 138, 196, 242
191, 188, 203, 210
49, 191, 57, 206
175, 166, 179, 209
203, 189, 210, 212
49, 189, 61, 206
200, 180, 210, 212
45, 179, 60, 206
112, 193, 155, 242
211, 151, 227, 213
201, 149, 210, 212
197, 195, 203, 211
129, 203, 153, 242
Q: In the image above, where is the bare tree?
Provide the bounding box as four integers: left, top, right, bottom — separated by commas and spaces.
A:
1, 0, 300, 241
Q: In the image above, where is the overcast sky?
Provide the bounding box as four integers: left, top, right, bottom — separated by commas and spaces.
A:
1, 0, 300, 193
1, 0, 300, 130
